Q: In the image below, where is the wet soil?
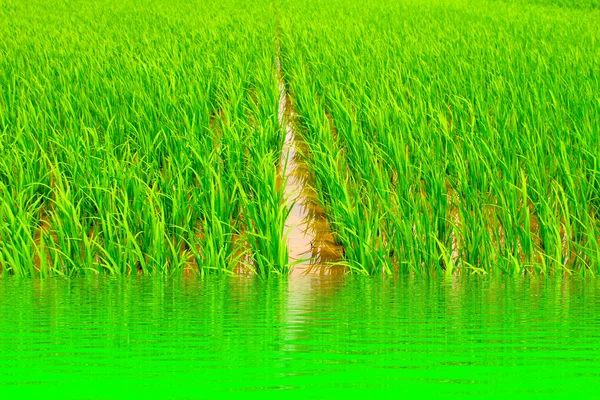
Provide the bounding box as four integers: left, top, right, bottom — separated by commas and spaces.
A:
276, 57, 344, 277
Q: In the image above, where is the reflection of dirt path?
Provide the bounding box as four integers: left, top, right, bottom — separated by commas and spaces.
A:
282, 274, 345, 358
276, 57, 344, 277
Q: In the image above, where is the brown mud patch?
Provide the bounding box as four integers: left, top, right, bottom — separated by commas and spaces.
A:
276, 57, 344, 277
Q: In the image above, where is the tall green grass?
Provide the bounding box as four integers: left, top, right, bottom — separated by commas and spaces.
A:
2, 0, 598, 277
0, 0, 289, 276
279, 0, 600, 275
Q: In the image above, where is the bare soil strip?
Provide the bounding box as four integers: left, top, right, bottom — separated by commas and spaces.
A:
276, 56, 344, 276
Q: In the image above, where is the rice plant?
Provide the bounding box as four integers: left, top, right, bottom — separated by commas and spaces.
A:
279, 0, 600, 275
0, 0, 289, 276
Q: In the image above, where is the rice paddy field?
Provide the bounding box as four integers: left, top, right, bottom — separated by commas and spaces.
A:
2, 0, 599, 277
1, 0, 600, 397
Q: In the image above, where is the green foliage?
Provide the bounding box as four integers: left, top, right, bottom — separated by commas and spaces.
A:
0, 0, 289, 276
279, 0, 600, 275
1, 0, 598, 276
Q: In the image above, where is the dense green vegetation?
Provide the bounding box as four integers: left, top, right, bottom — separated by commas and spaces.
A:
279, 0, 600, 275
0, 0, 289, 276
1, 0, 598, 276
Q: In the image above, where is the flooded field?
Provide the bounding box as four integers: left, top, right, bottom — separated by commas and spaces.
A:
1, 275, 599, 398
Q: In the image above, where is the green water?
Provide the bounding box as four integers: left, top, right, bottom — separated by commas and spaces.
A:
0, 276, 599, 398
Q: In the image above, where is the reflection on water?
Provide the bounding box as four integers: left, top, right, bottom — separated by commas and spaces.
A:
0, 275, 599, 398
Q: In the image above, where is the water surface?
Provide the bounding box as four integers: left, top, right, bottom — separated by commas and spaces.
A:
0, 275, 599, 398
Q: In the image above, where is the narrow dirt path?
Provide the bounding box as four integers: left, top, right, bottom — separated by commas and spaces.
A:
276, 53, 343, 276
